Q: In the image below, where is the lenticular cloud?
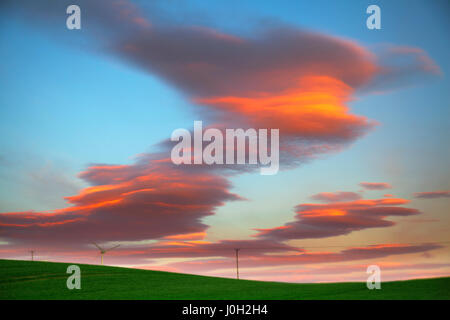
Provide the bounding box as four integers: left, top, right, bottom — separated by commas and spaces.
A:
0, 0, 441, 264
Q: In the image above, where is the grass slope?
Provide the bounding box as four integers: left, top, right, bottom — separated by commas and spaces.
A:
0, 259, 449, 300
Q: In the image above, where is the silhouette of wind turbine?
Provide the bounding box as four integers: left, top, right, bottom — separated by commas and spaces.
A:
92, 243, 120, 265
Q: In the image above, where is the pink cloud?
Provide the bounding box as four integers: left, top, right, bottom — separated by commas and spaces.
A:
359, 182, 392, 190
6, 0, 440, 170
0, 158, 242, 246
310, 191, 362, 203
255, 197, 419, 240
163, 243, 442, 273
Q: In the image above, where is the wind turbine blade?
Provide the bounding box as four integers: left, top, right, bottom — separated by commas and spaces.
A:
106, 244, 120, 252
92, 242, 104, 251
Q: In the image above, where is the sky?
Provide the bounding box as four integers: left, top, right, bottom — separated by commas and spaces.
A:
0, 0, 449, 283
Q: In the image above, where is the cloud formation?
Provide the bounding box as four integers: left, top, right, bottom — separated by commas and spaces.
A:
0, 157, 241, 246
414, 190, 450, 199
359, 182, 392, 190
6, 0, 440, 169
255, 197, 419, 240
163, 243, 441, 273
0, 1, 444, 280
310, 191, 362, 203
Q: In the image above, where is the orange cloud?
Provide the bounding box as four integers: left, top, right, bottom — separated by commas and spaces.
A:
310, 191, 362, 203
0, 159, 242, 245
359, 182, 392, 190
196, 76, 375, 141
255, 197, 418, 240
164, 232, 207, 241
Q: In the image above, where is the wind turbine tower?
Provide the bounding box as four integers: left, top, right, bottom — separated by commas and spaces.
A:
234, 248, 240, 280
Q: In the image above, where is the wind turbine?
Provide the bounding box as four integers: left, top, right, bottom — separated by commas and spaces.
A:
92, 243, 120, 265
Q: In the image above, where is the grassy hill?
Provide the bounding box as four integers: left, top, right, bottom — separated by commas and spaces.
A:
0, 259, 449, 299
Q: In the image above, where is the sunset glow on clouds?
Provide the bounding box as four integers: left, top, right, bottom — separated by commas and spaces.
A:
0, 0, 449, 282
359, 182, 392, 190
255, 197, 419, 240
0, 157, 242, 244
310, 191, 362, 203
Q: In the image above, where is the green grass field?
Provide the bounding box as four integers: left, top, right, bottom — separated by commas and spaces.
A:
0, 259, 448, 299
